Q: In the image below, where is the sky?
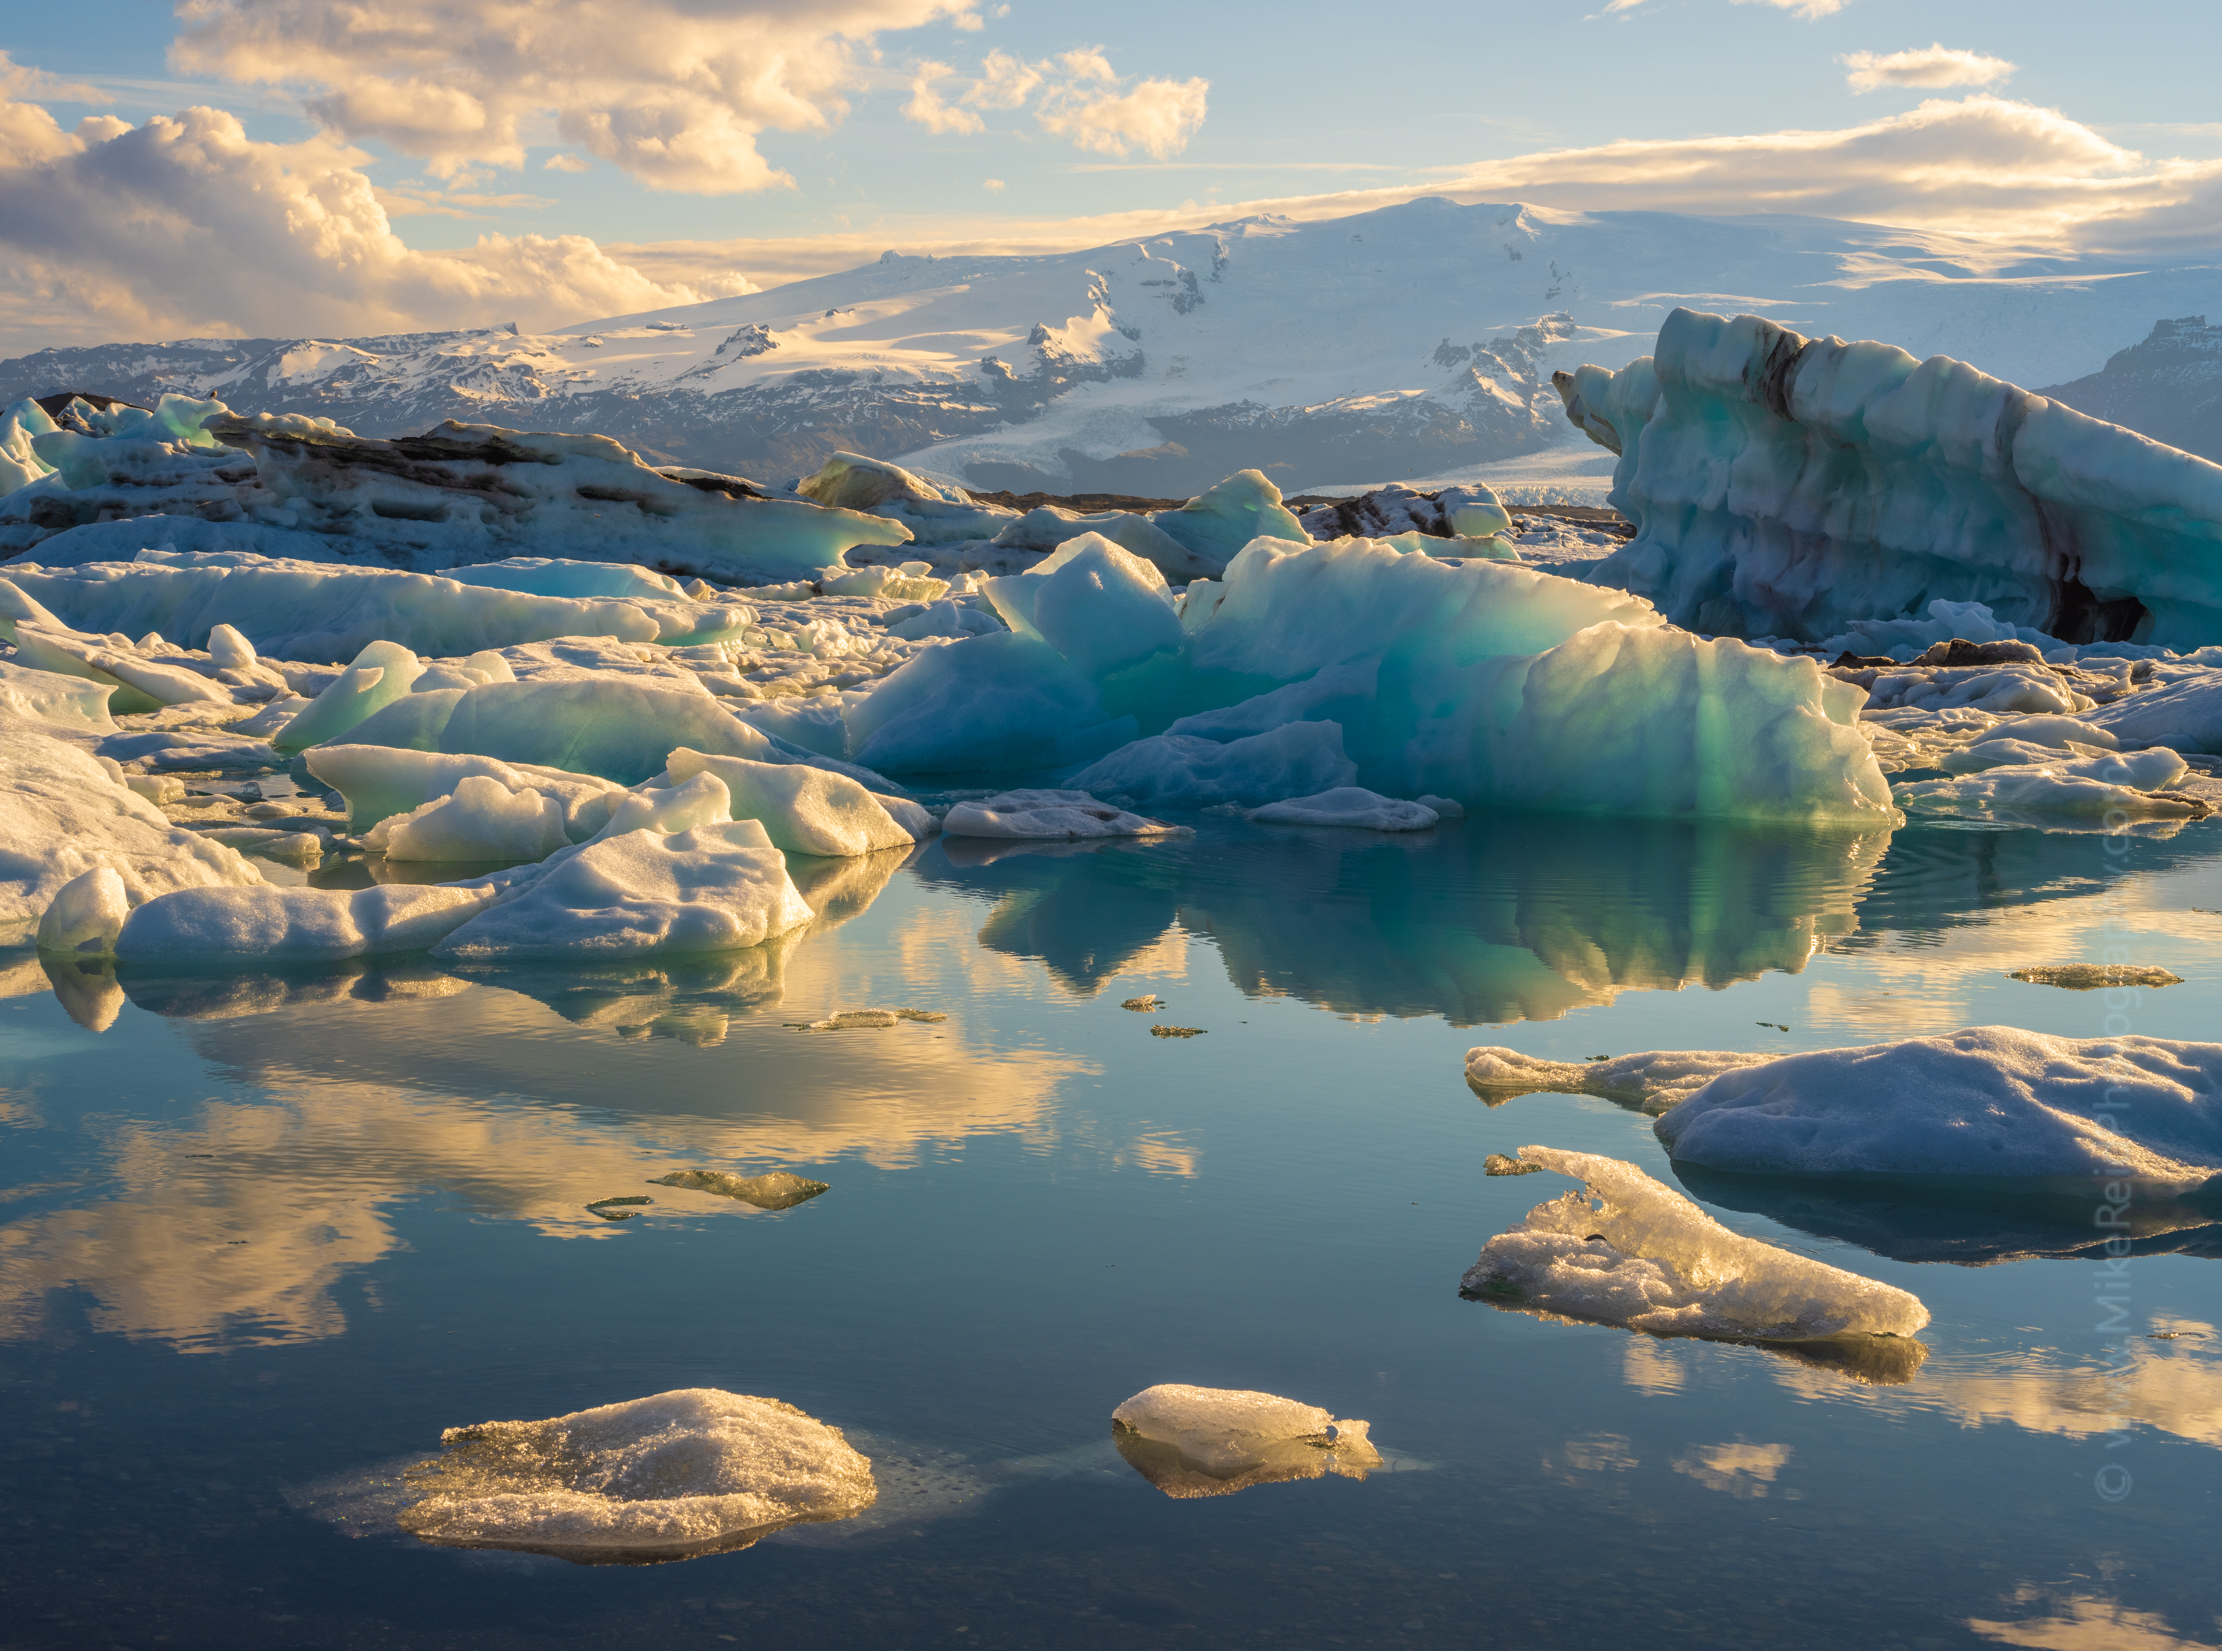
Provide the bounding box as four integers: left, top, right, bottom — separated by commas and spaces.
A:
2, 0, 2219, 351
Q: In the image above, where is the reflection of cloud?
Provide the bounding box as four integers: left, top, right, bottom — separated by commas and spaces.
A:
1929, 1320, 2222, 1450
3, 940, 1090, 1348
1548, 1433, 1637, 1478
1671, 1440, 1791, 1497
1971, 1589, 2221, 1650
1623, 1337, 1685, 1394
1115, 1129, 1197, 1178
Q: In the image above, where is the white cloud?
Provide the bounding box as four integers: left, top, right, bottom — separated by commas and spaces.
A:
542, 152, 591, 173
982, 176, 1005, 193
1608, 0, 1846, 17
170, 0, 984, 194
1843, 44, 2017, 94
0, 88, 749, 351
898, 45, 1208, 159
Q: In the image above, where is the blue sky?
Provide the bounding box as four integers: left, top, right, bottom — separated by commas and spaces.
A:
1, 0, 2217, 347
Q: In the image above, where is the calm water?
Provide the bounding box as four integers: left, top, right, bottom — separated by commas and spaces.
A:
5, 812, 2222, 1649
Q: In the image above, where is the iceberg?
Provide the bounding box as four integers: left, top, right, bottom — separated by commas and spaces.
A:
2083, 674, 2222, 753
1652, 1028, 2222, 1189
1247, 787, 1440, 830
939, 788, 1185, 840
113, 881, 499, 965
0, 718, 261, 938
1556, 307, 2222, 646
849, 530, 1894, 821
305, 745, 628, 836
3, 551, 759, 660
1464, 1047, 1771, 1115
396, 1388, 876, 1562
1461, 1146, 1930, 1340
794, 451, 1017, 545
1, 399, 911, 584
364, 774, 574, 862
1110, 1384, 1381, 1499
663, 747, 919, 857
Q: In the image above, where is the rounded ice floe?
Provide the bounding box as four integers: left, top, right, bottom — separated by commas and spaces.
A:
430, 816, 815, 962
35, 867, 129, 956
366, 774, 572, 862
940, 789, 1187, 841
1246, 787, 1438, 830
0, 658, 116, 731
2082, 675, 2222, 754
396, 1387, 876, 1562
1461, 1146, 1929, 1340
115, 882, 499, 965
665, 747, 918, 857
1893, 758, 2203, 821
1653, 1027, 2222, 1187
305, 745, 628, 837
1110, 1384, 1381, 1499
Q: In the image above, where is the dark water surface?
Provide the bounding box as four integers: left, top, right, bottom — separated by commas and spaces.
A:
5, 813, 2221, 1649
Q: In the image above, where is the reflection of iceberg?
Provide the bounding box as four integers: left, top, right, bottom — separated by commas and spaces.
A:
918, 814, 1890, 1023
1111, 1384, 1382, 1500
1674, 1164, 2222, 1265
397, 1388, 877, 1564
1850, 822, 2222, 942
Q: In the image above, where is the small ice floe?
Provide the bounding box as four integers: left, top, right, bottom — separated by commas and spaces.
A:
1893, 747, 2209, 822
648, 1169, 828, 1210
1246, 786, 1438, 831
1120, 995, 1163, 1012
586, 1196, 651, 1221
785, 1008, 943, 1030
1463, 1046, 1771, 1115
1653, 1027, 2222, 1188
2008, 964, 2183, 990
1110, 1384, 1381, 1499
940, 788, 1188, 841
1149, 1025, 1206, 1039
1461, 1146, 1930, 1342
395, 1388, 877, 1563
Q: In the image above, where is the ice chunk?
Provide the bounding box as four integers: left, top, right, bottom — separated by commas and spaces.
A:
1146, 469, 1309, 576
431, 814, 816, 962
306, 745, 628, 837
35, 867, 129, 956
844, 632, 1135, 774
1894, 764, 2205, 821
1461, 1146, 1930, 1339
1653, 1028, 2222, 1188
990, 505, 1198, 578
396, 1388, 876, 1561
647, 1170, 828, 1209
1557, 307, 2222, 646
365, 774, 572, 862
1821, 600, 2057, 663
1110, 1384, 1381, 1499
796, 450, 1016, 545
272, 641, 425, 754
114, 881, 498, 964
0, 718, 261, 938
3, 551, 755, 660
983, 535, 1182, 680
0, 658, 115, 731
1464, 1047, 1771, 1116
664, 747, 917, 857
13, 624, 232, 712
940, 788, 1186, 840
2083, 674, 2222, 754
1068, 722, 1358, 810
336, 679, 879, 789
1247, 787, 1438, 830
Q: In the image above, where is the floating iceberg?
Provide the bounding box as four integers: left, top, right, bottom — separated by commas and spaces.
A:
396, 1388, 877, 1562
1556, 308, 2222, 646
663, 747, 920, 857
0, 718, 260, 938
1, 399, 911, 584
1463, 1047, 1772, 1115
1461, 1146, 1930, 1340
1652, 1028, 2222, 1189
795, 451, 1017, 545
305, 745, 627, 837
849, 531, 1894, 822
1248, 787, 1440, 830
1110, 1384, 1381, 1499
4, 551, 760, 660
114, 881, 499, 965
646, 1169, 828, 1209
939, 788, 1185, 840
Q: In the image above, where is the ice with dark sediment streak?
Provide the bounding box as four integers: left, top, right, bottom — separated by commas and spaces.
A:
647, 1169, 828, 1209
396, 1388, 877, 1562
1111, 1384, 1382, 1499
1461, 1146, 1930, 1341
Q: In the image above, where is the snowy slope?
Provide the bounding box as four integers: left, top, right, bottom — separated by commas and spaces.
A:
4, 198, 2218, 497
2040, 316, 2222, 464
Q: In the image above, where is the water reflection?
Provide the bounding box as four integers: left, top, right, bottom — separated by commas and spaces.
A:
1970, 1589, 2222, 1650
1111, 1425, 1382, 1500
1674, 1166, 2222, 1265
918, 816, 1896, 1025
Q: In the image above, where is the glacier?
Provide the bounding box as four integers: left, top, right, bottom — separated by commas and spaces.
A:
1557, 308, 2222, 648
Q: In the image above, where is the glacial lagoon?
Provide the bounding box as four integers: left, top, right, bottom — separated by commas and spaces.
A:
6, 809, 2220, 1648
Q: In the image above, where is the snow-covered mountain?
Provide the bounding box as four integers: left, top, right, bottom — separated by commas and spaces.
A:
4, 198, 2218, 497
2039, 316, 2222, 464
